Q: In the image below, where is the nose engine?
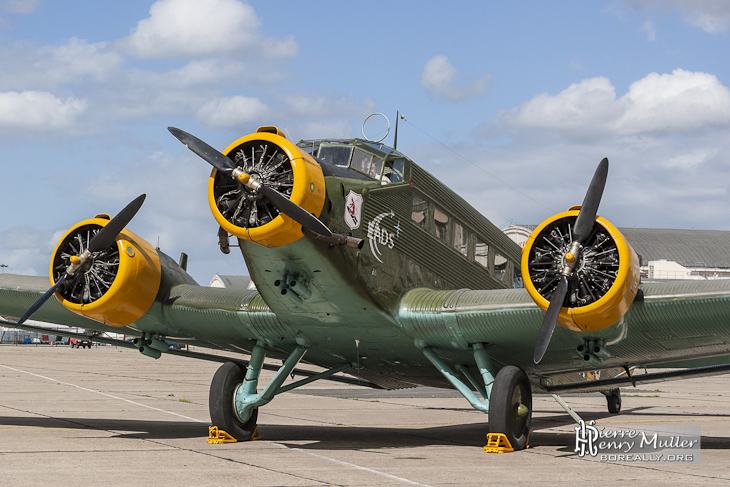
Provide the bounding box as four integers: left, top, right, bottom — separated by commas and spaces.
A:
209, 127, 326, 248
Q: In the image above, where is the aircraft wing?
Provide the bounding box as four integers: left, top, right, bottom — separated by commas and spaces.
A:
0, 274, 388, 389
5, 273, 730, 394
396, 279, 730, 392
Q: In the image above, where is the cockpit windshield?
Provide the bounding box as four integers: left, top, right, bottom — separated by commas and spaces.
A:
318, 145, 353, 168
299, 139, 408, 185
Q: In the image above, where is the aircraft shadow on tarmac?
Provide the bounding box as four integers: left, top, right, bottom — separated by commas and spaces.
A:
2, 407, 729, 451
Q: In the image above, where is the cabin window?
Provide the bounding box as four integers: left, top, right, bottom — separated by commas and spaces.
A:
475, 238, 489, 268
382, 158, 404, 184
495, 251, 507, 281
433, 206, 449, 242
453, 222, 468, 257
513, 268, 524, 288
318, 145, 353, 167
412, 194, 427, 227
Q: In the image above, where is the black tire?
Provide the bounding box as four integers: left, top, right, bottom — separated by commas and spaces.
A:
209, 362, 258, 441
607, 390, 621, 414
488, 365, 532, 450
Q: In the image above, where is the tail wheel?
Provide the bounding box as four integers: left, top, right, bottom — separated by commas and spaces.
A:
607, 389, 621, 414
489, 365, 532, 450
209, 362, 258, 441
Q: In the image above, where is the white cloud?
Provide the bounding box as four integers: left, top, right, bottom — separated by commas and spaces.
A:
282, 94, 375, 120
0, 39, 123, 92
620, 70, 730, 133
642, 20, 657, 40
196, 95, 269, 127
0, 91, 87, 131
120, 0, 296, 60
627, 0, 730, 33
661, 148, 719, 169
294, 120, 355, 141
494, 69, 730, 139
420, 55, 490, 102
39, 38, 124, 85
1, 0, 38, 14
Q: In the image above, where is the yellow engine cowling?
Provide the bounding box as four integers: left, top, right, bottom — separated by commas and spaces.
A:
50, 216, 162, 328
521, 209, 640, 333
208, 126, 326, 248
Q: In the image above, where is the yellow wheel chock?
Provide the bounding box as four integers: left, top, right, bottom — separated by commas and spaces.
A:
207, 426, 237, 444
484, 433, 519, 453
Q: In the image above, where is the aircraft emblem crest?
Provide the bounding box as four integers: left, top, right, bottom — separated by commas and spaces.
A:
344, 191, 363, 230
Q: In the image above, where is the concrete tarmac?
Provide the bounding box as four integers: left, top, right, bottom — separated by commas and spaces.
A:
1, 345, 730, 486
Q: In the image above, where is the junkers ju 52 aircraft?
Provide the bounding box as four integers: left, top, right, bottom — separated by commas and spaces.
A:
3, 121, 730, 451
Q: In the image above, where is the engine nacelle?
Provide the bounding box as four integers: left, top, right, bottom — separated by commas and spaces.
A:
209, 126, 326, 248
521, 209, 640, 333
50, 216, 162, 328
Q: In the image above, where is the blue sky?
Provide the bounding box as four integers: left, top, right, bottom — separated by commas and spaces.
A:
1, 0, 729, 283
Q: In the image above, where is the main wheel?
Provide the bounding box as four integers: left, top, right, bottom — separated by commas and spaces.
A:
607, 389, 621, 414
209, 362, 259, 441
488, 365, 532, 450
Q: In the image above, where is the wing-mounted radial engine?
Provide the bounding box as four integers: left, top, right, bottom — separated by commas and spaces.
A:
50, 214, 162, 327
522, 159, 641, 364
169, 126, 362, 249
15, 195, 162, 329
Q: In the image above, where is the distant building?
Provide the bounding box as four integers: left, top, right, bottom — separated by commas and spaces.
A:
209, 275, 257, 290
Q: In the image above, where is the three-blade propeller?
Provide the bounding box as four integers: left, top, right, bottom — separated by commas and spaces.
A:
15, 194, 146, 327
168, 127, 334, 239
533, 158, 609, 364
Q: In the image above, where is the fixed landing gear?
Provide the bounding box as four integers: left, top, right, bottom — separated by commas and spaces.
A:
606, 389, 621, 414
207, 341, 351, 442
209, 362, 259, 441
418, 343, 533, 451
488, 365, 532, 450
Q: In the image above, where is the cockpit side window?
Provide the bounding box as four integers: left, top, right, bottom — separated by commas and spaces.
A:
382, 158, 404, 184
351, 148, 376, 178
318, 145, 353, 167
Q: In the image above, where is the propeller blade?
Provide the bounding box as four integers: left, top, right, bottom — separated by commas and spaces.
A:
88, 194, 146, 252
168, 127, 236, 174
16, 273, 68, 326
572, 158, 609, 244
534, 275, 569, 364
258, 185, 333, 238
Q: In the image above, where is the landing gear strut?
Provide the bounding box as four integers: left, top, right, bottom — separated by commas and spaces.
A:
418, 342, 533, 451
488, 365, 532, 450
209, 362, 259, 441
208, 340, 352, 441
